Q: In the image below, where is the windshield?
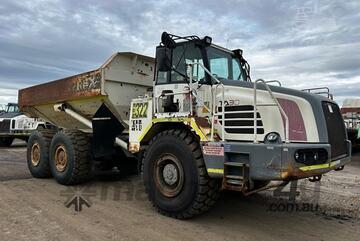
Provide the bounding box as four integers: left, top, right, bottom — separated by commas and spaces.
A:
206, 46, 245, 81
6, 105, 19, 113
156, 42, 248, 85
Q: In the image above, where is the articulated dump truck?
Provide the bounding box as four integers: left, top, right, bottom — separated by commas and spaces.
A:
19, 32, 351, 219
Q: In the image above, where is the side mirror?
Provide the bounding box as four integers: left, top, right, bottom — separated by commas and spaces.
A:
156, 47, 171, 72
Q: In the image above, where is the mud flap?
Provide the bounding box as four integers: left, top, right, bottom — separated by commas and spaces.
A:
92, 104, 124, 158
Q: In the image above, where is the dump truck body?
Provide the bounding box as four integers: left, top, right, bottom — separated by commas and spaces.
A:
19, 52, 154, 131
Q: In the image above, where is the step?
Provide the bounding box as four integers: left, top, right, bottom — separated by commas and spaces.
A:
226, 179, 243, 186
224, 162, 244, 167
225, 175, 244, 180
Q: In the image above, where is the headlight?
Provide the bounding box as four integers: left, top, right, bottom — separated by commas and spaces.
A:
203, 36, 212, 45
264, 132, 281, 143
294, 149, 328, 165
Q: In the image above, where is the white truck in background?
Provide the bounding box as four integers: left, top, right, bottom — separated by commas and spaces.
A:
0, 103, 49, 146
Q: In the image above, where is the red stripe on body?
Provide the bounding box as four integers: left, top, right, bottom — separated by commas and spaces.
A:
277, 98, 307, 141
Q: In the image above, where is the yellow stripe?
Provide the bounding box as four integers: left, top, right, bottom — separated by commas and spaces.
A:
299, 160, 339, 171
329, 161, 338, 167
207, 168, 224, 174
138, 123, 153, 142
153, 117, 191, 123
152, 117, 208, 141
189, 118, 208, 141
137, 118, 190, 142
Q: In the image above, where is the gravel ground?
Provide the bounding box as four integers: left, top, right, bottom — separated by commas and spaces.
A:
0, 139, 359, 241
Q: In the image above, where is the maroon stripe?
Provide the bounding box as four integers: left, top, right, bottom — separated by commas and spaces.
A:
277, 98, 307, 141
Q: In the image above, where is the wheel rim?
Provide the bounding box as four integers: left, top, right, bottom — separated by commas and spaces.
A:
154, 154, 184, 198
31, 143, 41, 166
54, 145, 68, 172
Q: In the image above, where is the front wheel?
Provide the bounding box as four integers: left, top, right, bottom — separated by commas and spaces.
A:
143, 129, 220, 219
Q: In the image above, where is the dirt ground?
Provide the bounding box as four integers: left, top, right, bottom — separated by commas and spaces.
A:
0, 140, 359, 241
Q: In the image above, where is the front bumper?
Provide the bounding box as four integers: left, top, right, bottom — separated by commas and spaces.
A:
202, 141, 351, 180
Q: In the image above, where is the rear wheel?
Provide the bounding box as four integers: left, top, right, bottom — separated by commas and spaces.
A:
0, 137, 14, 147
27, 130, 55, 178
143, 129, 220, 219
49, 130, 92, 185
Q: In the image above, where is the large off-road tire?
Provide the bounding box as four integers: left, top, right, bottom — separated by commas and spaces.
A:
143, 129, 220, 219
27, 130, 55, 178
0, 137, 14, 147
49, 130, 92, 185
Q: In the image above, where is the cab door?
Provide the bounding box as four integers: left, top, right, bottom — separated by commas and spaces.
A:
154, 42, 206, 117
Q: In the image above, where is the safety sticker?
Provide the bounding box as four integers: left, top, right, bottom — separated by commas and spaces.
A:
202, 145, 224, 156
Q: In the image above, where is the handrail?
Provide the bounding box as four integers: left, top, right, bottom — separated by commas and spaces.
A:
254, 79, 289, 143
187, 64, 289, 144
301, 87, 333, 100
187, 62, 225, 141
265, 80, 282, 87
173, 63, 289, 144
302, 87, 330, 92
155, 90, 191, 115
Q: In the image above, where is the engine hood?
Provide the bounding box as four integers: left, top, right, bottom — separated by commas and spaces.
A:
0, 112, 22, 119
219, 80, 336, 143
221, 80, 333, 103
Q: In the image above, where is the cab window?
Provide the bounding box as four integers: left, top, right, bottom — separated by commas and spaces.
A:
207, 46, 245, 81
171, 43, 204, 83
7, 105, 18, 113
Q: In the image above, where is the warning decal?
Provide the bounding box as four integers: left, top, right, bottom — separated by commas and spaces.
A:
202, 145, 224, 156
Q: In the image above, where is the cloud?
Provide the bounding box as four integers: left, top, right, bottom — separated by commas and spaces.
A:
0, 0, 359, 105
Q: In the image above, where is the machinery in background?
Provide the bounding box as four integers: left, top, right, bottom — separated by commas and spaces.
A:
0, 103, 50, 146
341, 98, 360, 150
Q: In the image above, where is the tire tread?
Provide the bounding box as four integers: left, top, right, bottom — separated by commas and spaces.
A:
143, 128, 220, 219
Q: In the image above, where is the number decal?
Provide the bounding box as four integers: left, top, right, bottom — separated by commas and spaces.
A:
132, 102, 148, 119
131, 120, 142, 131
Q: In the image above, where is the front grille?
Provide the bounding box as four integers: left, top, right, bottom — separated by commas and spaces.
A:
322, 102, 348, 159
0, 119, 10, 133
218, 105, 264, 134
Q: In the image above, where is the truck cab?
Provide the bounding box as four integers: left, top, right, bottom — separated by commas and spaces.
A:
0, 103, 47, 146
130, 32, 351, 194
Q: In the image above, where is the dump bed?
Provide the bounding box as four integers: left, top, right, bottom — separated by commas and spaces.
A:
19, 52, 154, 130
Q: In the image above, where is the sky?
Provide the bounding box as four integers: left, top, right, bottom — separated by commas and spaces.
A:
0, 0, 359, 106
